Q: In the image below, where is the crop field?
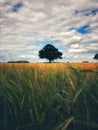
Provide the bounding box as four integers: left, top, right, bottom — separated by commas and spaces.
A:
0, 62, 98, 130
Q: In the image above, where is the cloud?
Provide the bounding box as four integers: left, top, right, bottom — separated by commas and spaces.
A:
0, 0, 98, 62
70, 44, 79, 49
68, 43, 98, 54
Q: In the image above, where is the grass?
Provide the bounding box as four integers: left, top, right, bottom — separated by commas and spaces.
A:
0, 62, 98, 130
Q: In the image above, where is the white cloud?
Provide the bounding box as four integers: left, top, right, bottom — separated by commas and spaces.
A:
70, 44, 79, 49
0, 0, 98, 62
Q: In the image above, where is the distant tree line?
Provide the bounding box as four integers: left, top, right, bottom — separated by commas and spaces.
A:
1, 44, 97, 63
7, 60, 29, 63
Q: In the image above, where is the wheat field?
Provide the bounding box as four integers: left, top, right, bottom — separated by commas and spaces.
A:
0, 62, 98, 130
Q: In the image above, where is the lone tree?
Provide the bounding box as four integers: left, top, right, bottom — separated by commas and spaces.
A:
39, 44, 62, 63
94, 53, 98, 61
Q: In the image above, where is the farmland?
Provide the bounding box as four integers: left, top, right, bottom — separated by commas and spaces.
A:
0, 62, 98, 130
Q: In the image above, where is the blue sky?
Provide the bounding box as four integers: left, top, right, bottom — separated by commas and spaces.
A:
0, 0, 98, 62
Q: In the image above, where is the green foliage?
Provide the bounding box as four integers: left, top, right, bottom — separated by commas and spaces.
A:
0, 64, 98, 130
94, 53, 98, 60
39, 44, 62, 63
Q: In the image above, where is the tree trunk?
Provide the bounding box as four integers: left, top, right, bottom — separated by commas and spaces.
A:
49, 60, 51, 63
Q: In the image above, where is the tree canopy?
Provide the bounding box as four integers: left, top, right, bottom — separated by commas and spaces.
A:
94, 53, 98, 60
39, 44, 62, 63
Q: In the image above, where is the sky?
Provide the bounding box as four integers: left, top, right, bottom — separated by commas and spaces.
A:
0, 0, 98, 62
